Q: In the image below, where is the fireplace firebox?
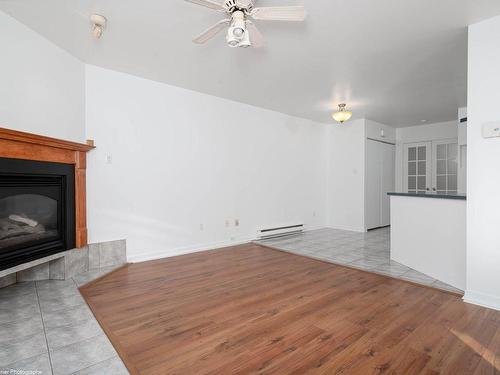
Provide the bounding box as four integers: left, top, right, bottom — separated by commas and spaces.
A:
0, 158, 75, 271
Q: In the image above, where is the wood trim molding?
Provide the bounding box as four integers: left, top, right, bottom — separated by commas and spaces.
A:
0, 127, 95, 248
0, 128, 94, 152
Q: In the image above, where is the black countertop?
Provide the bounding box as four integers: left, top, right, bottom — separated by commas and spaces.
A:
387, 192, 466, 200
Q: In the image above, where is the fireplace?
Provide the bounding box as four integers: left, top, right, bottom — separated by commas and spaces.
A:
0, 158, 75, 270
0, 127, 94, 273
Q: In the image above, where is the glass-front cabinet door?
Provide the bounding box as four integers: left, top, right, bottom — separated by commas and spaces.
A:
433, 140, 458, 194
403, 139, 458, 194
404, 142, 431, 193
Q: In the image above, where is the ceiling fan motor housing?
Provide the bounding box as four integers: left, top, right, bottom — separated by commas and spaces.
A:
224, 0, 254, 14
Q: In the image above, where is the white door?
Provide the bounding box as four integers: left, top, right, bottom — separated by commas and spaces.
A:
366, 139, 395, 230
380, 142, 395, 226
366, 140, 382, 230
404, 142, 432, 193
432, 140, 458, 194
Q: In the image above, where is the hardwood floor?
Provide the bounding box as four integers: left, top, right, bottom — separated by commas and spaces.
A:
80, 243, 500, 375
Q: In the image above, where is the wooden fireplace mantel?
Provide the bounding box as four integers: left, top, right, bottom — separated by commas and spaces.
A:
0, 127, 95, 248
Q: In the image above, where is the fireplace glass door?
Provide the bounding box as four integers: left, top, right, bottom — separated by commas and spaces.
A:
0, 157, 75, 271
0, 191, 60, 250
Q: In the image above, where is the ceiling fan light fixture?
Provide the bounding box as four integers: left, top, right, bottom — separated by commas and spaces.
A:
227, 39, 240, 47
332, 103, 353, 124
231, 11, 246, 38
233, 27, 245, 37
226, 10, 247, 47
239, 29, 251, 48
226, 29, 241, 47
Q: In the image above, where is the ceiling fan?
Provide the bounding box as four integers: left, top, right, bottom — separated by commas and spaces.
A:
184, 0, 306, 48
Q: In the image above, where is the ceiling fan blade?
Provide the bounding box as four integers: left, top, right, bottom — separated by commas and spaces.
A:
184, 0, 223, 11
193, 19, 230, 44
251, 6, 306, 21
247, 21, 264, 48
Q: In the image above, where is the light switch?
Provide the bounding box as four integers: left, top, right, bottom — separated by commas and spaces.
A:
482, 122, 500, 138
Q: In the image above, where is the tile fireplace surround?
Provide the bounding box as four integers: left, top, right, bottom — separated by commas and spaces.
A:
0, 239, 127, 287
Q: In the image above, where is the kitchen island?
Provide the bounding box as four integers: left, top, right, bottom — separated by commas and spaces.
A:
388, 192, 466, 291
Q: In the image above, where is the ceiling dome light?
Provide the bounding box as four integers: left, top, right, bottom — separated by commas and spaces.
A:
332, 103, 352, 124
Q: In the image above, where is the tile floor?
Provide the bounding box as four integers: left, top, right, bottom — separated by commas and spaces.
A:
0, 266, 129, 375
256, 227, 463, 294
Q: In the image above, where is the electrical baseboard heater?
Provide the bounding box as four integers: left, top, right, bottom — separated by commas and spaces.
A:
258, 223, 304, 240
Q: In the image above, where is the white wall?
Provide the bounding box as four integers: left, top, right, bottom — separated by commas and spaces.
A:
391, 195, 466, 290
395, 121, 458, 192
326, 119, 366, 232
365, 119, 396, 143
465, 14, 500, 310
396, 121, 457, 143
0, 11, 85, 142
85, 65, 328, 262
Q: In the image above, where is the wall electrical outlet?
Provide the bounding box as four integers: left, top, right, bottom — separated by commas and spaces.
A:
234, 219, 239, 227
106, 155, 113, 164
199, 223, 204, 231
225, 220, 230, 228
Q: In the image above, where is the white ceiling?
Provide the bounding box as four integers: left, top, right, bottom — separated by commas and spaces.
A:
2, 0, 500, 127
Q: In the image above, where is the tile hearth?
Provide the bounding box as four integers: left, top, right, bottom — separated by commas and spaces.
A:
0, 268, 129, 375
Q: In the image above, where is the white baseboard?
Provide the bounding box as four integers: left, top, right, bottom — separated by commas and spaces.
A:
463, 290, 500, 311
128, 236, 256, 263
127, 225, 328, 263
